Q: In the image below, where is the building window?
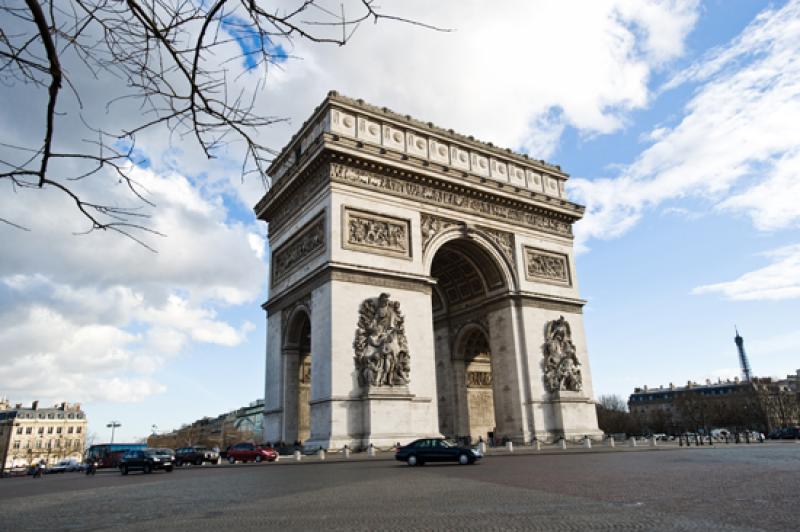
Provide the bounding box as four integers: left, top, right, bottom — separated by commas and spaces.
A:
48, 413, 54, 419
38, 427, 44, 434
76, 427, 82, 434
36, 440, 42, 449
56, 427, 62, 434
16, 427, 22, 434
47, 427, 53, 434
68, 427, 74, 434
13, 440, 20, 449
68, 414, 74, 419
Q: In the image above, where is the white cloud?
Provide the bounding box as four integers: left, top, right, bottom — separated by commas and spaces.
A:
251, 0, 699, 160
571, 0, 800, 250
692, 244, 800, 301
0, 164, 266, 404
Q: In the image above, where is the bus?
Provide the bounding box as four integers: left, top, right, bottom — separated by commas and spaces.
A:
85, 443, 147, 468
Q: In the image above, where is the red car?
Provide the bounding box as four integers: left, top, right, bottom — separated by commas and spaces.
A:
225, 443, 277, 464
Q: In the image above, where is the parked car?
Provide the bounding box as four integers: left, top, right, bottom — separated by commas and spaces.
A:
119, 448, 175, 474
225, 443, 278, 464
395, 438, 481, 466
175, 446, 220, 466
779, 426, 800, 439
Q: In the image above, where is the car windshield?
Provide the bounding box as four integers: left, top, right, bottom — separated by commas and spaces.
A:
439, 440, 455, 448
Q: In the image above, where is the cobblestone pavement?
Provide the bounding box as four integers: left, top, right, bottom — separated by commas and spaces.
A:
0, 443, 798, 531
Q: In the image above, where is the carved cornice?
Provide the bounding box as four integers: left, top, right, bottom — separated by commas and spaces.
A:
329, 159, 574, 237
264, 263, 434, 314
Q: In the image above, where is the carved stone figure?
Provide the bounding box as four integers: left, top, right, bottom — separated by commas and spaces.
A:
353, 293, 411, 387
542, 316, 583, 393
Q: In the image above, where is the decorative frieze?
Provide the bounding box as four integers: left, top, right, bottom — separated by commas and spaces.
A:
343, 207, 411, 258
353, 293, 411, 387
466, 371, 493, 388
524, 247, 571, 286
542, 316, 583, 393
420, 213, 462, 253
330, 163, 573, 237
272, 214, 325, 285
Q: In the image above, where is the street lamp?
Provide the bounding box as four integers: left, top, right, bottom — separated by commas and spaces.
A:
106, 421, 121, 444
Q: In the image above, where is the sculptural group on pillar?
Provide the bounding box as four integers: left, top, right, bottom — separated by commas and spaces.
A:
353, 293, 411, 387
542, 315, 583, 393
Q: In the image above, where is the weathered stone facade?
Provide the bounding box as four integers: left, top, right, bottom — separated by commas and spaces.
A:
256, 92, 601, 448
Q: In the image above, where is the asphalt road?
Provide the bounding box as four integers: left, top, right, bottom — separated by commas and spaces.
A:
0, 444, 798, 531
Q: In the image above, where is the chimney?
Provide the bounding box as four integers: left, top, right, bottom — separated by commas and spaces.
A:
32, 400, 39, 410
643, 385, 648, 391
705, 379, 711, 385
669, 382, 675, 390
734, 377, 740, 383
15, 403, 22, 409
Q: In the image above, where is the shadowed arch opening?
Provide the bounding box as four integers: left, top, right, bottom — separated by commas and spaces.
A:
430, 238, 507, 444
284, 309, 311, 444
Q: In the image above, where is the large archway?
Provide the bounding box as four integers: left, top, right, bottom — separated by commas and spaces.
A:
430, 237, 510, 444
283, 309, 311, 444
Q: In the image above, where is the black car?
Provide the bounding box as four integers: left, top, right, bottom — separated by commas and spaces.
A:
175, 446, 220, 466
395, 438, 481, 466
119, 448, 175, 474
779, 426, 800, 439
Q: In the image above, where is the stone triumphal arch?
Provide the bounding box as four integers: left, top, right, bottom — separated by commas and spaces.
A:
255, 92, 602, 449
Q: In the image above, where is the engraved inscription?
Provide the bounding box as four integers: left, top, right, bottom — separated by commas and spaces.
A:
524, 247, 570, 285
344, 208, 410, 257
272, 216, 325, 285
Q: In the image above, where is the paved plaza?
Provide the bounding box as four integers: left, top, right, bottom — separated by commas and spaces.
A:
0, 444, 798, 531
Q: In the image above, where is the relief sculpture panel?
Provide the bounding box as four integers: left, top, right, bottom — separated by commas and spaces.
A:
524, 246, 571, 286
272, 215, 325, 285
343, 207, 411, 258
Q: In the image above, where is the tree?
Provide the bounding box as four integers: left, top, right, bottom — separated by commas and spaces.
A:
1, 1, 444, 247
595, 394, 639, 436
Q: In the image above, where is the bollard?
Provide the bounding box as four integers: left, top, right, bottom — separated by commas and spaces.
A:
559, 438, 567, 450
318, 449, 326, 460
650, 437, 657, 447
628, 437, 637, 448
367, 444, 376, 457
478, 441, 487, 454
535, 440, 542, 451
293, 450, 302, 461
505, 441, 514, 452
343, 445, 351, 459
582, 437, 592, 449
274, 453, 280, 462
607, 437, 615, 448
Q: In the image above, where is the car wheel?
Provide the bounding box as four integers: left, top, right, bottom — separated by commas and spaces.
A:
458, 453, 470, 465
407, 455, 418, 466
194, 457, 202, 466
166, 466, 173, 472
121, 465, 128, 475
255, 455, 263, 463
143, 464, 152, 474
228, 456, 236, 464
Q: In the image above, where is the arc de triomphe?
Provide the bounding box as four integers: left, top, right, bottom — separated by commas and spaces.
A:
255, 92, 602, 449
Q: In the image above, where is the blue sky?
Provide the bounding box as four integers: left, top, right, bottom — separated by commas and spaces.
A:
2, 1, 799, 443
